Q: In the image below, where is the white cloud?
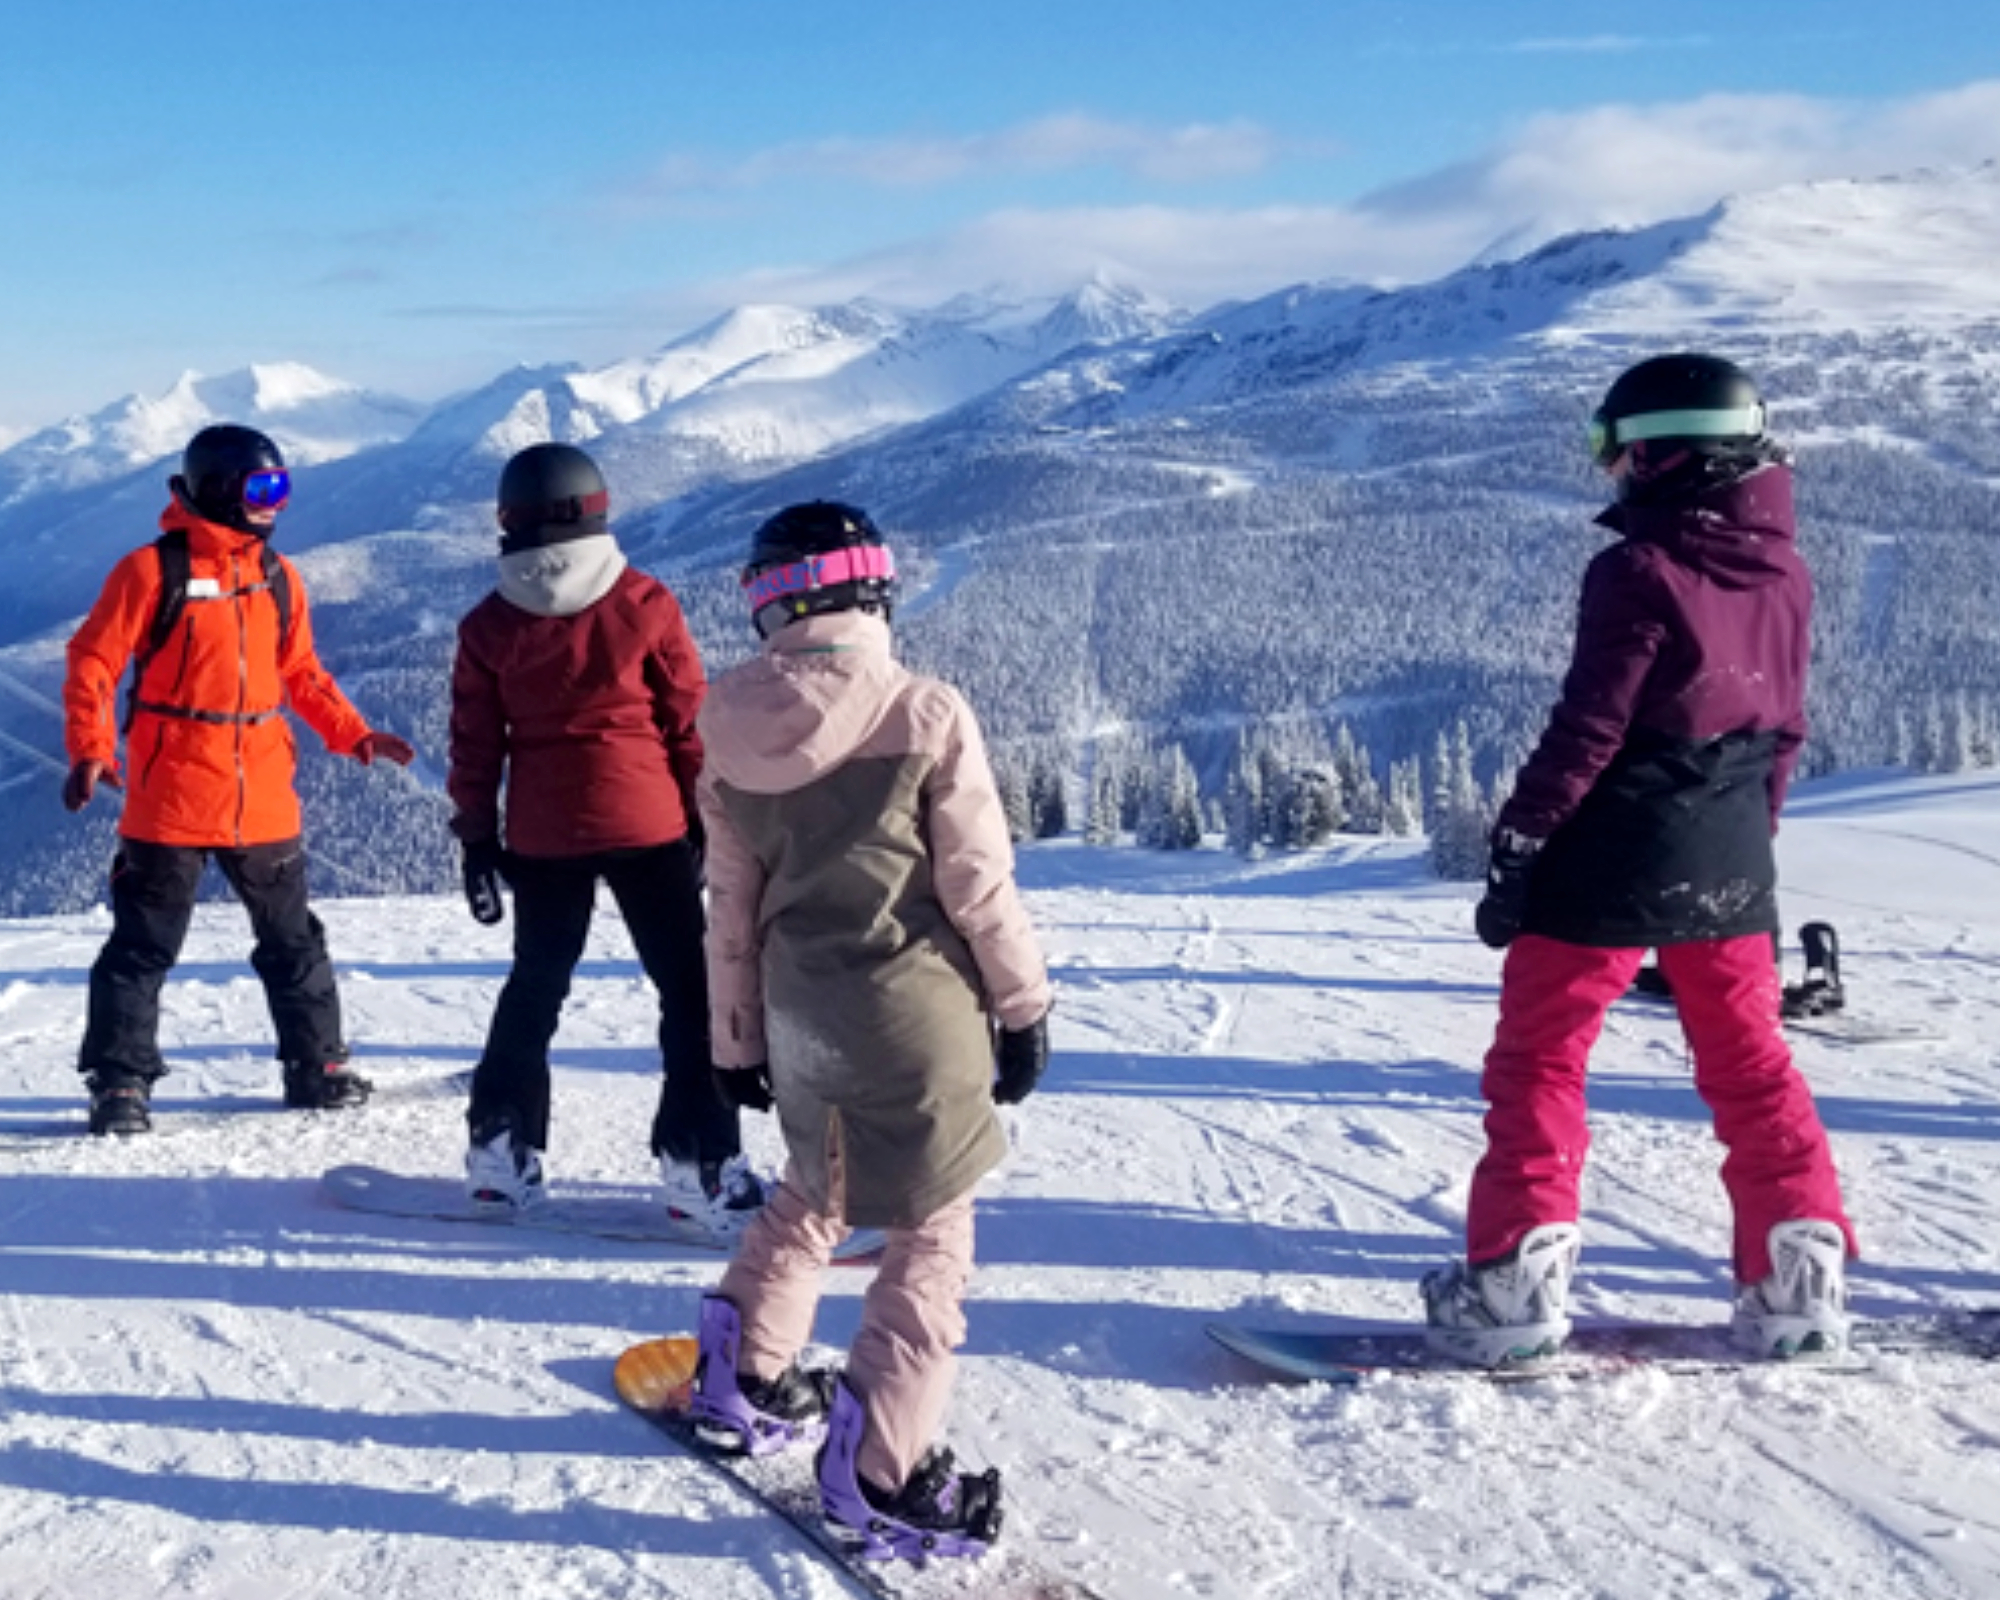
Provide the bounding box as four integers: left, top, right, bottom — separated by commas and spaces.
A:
622, 113, 1286, 201
641, 79, 2000, 316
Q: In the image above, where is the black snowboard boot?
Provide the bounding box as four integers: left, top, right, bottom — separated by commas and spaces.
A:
86, 1072, 153, 1137
1782, 922, 1844, 1019
282, 1059, 374, 1110
817, 1379, 1003, 1560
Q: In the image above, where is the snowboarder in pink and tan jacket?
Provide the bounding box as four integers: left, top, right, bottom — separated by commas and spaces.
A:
685, 500, 1050, 1562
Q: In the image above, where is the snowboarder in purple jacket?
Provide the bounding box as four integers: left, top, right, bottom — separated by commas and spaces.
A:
1422, 354, 1856, 1369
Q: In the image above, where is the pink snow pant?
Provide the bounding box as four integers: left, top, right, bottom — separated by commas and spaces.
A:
1467, 932, 1856, 1284
717, 1160, 975, 1494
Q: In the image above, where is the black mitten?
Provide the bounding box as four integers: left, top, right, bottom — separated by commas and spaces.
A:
462, 838, 509, 926
714, 1063, 775, 1113
1474, 828, 1544, 950
993, 1014, 1050, 1105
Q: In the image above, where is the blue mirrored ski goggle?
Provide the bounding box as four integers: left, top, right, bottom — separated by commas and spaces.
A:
242, 469, 292, 510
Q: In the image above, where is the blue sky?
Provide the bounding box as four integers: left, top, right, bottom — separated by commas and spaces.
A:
1, 0, 1996, 435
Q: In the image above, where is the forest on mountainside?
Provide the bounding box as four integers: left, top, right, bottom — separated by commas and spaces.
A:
2, 313, 1999, 912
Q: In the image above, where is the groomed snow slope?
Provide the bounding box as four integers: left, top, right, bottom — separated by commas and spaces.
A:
1, 768, 1996, 1599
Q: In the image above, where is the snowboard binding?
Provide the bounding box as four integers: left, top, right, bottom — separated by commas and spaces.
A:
688, 1294, 835, 1457
1781, 921, 1844, 1019
817, 1381, 1002, 1562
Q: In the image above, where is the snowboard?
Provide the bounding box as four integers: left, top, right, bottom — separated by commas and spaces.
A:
612, 1336, 1107, 1600
320, 1164, 887, 1260
0, 1067, 473, 1145
1783, 1015, 1947, 1047
1208, 1307, 2000, 1386
1624, 921, 1945, 1044
1624, 981, 1941, 1045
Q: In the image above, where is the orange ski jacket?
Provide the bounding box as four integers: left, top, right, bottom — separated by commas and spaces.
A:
63, 502, 373, 847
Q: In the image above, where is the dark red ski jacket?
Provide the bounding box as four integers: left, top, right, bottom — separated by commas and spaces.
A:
1499, 462, 1810, 947
448, 566, 705, 859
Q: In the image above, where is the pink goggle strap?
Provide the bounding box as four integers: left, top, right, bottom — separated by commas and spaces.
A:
743, 545, 896, 612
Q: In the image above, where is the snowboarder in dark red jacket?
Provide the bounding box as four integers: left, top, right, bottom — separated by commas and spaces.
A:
447, 443, 763, 1237
1422, 354, 1856, 1367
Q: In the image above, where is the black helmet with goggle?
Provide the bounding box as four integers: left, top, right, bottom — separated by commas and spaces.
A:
1588, 353, 1768, 468
742, 500, 897, 640
173, 424, 291, 535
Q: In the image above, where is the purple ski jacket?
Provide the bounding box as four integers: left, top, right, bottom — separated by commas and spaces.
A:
1501, 462, 1810, 947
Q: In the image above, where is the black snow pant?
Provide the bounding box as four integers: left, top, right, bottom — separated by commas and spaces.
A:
466, 839, 737, 1164
79, 836, 346, 1085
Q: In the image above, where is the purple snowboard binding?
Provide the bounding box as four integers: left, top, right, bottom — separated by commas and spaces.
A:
816, 1381, 1003, 1562
688, 1295, 830, 1457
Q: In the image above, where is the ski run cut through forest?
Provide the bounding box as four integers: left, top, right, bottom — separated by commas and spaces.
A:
1, 766, 1998, 1599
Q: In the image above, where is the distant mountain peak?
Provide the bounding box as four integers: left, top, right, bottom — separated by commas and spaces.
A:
0, 363, 426, 503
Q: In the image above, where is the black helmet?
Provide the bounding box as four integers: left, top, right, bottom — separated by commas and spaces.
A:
1589, 353, 1768, 466
172, 424, 288, 533
742, 500, 896, 639
496, 443, 610, 553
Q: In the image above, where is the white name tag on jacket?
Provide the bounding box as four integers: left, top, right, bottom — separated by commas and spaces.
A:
186, 578, 223, 598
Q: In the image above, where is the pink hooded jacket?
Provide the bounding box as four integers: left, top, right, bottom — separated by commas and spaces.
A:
698, 610, 1049, 1228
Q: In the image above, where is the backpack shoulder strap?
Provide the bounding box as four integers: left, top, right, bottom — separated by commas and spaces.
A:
122, 531, 191, 734
260, 542, 296, 654
146, 529, 192, 658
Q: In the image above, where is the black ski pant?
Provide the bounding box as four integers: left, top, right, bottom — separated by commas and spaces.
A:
79, 837, 346, 1085
466, 839, 737, 1164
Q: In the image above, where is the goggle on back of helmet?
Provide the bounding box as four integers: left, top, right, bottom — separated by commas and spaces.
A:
1587, 401, 1768, 467
743, 545, 898, 639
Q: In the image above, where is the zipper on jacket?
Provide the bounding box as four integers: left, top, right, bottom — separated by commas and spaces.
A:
165, 616, 196, 707
139, 721, 169, 788
232, 549, 249, 846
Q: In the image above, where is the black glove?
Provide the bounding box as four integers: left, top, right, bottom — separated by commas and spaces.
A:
1474, 828, 1544, 951
993, 1013, 1050, 1105
683, 814, 707, 891
462, 838, 509, 926
714, 1063, 774, 1113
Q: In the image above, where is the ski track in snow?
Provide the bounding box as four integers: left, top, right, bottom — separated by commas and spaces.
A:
1, 770, 1999, 1595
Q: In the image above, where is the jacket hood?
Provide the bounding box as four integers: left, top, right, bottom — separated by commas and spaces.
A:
496, 532, 628, 617
1596, 461, 1798, 591
700, 610, 903, 795
159, 499, 272, 558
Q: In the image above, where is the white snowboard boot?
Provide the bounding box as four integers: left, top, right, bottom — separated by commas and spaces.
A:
660, 1152, 769, 1244
1733, 1219, 1849, 1358
1422, 1222, 1582, 1367
465, 1117, 547, 1210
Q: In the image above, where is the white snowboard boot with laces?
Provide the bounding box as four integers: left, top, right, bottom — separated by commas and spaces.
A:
465, 1117, 547, 1210
1733, 1218, 1850, 1358
660, 1152, 769, 1244
1422, 1222, 1582, 1367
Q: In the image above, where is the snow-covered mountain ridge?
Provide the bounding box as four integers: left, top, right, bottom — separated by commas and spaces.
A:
0, 364, 428, 508
2, 164, 2000, 917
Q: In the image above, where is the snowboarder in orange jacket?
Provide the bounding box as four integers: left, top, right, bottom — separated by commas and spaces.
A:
62, 423, 415, 1135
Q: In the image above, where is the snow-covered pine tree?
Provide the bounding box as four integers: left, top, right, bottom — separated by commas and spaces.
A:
1028, 750, 1069, 839
1224, 734, 1265, 858
1334, 722, 1386, 835
993, 750, 1033, 843
1085, 765, 1122, 845
1139, 745, 1203, 850
1383, 757, 1423, 837
1281, 766, 1343, 849
1428, 719, 1490, 881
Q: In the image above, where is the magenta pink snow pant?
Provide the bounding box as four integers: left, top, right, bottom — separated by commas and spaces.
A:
1467, 932, 1856, 1284
716, 1160, 975, 1495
